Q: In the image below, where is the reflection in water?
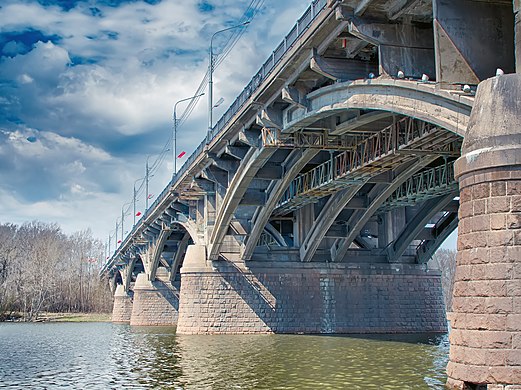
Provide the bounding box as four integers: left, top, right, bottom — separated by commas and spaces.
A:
0, 322, 448, 389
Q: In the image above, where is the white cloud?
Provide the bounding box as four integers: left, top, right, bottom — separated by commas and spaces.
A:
0, 0, 313, 244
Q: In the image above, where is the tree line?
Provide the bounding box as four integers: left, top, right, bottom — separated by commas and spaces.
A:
0, 221, 113, 321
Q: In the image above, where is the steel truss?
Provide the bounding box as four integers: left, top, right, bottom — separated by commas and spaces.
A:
378, 160, 458, 212
269, 117, 461, 215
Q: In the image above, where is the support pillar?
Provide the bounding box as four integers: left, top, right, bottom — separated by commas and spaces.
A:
447, 74, 521, 389
514, 0, 521, 74
177, 245, 446, 334
129, 273, 179, 326
111, 284, 133, 324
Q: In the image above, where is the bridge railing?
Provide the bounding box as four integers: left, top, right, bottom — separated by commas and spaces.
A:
104, 0, 328, 272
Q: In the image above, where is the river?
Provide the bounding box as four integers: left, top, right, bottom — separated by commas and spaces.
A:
0, 322, 449, 389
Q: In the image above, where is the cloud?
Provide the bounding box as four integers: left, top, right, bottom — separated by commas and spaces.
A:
0, 0, 311, 243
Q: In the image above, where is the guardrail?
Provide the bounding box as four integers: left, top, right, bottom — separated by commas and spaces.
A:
102, 0, 328, 274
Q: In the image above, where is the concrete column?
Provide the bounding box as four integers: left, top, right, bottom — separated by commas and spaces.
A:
514, 0, 521, 73
111, 284, 133, 324
177, 245, 446, 334
447, 74, 521, 389
129, 273, 179, 326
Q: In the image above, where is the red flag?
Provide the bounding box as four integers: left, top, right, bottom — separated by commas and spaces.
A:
117, 240, 122, 244
136, 211, 142, 216
177, 151, 186, 158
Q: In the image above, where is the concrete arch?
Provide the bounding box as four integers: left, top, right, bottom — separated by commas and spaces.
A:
241, 81, 472, 262
148, 220, 200, 281
208, 146, 276, 260
285, 79, 473, 137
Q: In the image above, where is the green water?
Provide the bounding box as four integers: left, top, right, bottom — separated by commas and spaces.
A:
0, 322, 449, 389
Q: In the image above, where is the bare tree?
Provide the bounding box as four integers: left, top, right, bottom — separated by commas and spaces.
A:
0, 221, 113, 321
428, 248, 457, 312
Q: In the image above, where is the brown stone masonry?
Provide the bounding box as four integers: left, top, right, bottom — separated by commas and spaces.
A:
447, 73, 521, 389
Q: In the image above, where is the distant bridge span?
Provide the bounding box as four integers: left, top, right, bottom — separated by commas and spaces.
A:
103, 0, 521, 388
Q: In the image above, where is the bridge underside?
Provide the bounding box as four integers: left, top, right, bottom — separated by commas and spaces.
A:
106, 0, 521, 387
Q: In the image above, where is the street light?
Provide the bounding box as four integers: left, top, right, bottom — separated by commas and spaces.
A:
145, 150, 170, 210
173, 92, 204, 174
121, 201, 132, 241
133, 177, 145, 225
208, 20, 250, 142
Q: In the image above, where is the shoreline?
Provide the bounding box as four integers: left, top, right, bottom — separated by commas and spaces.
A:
1, 312, 112, 323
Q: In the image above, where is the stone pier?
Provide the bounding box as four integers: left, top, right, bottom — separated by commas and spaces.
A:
111, 284, 133, 323
129, 273, 179, 326
176, 245, 447, 334
446, 74, 521, 389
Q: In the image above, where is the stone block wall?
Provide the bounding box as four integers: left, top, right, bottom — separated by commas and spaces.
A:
129, 273, 179, 326
447, 175, 521, 387
447, 73, 521, 389
176, 257, 447, 334
112, 284, 133, 323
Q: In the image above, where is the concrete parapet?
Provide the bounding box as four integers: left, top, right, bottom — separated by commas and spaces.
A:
112, 284, 133, 324
176, 246, 446, 335
447, 74, 521, 389
129, 273, 179, 326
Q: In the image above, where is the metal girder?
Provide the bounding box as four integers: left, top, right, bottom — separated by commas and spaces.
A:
330, 156, 437, 262
386, 193, 455, 263
274, 117, 459, 215
379, 160, 458, 212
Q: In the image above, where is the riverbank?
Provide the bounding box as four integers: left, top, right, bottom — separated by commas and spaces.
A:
1, 312, 111, 323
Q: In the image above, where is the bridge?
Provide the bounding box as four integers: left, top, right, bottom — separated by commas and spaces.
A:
102, 0, 521, 388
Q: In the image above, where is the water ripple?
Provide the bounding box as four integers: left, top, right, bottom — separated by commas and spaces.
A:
0, 323, 448, 389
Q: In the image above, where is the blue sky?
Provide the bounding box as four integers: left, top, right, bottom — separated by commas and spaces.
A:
0, 0, 310, 245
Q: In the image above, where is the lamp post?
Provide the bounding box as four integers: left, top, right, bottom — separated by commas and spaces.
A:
208, 21, 250, 142
145, 150, 170, 210
115, 219, 119, 248
121, 201, 132, 242
133, 177, 144, 225
173, 93, 204, 174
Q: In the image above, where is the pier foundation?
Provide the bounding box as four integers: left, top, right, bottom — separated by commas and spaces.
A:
129, 273, 179, 326
446, 73, 521, 389
176, 245, 446, 334
111, 284, 133, 324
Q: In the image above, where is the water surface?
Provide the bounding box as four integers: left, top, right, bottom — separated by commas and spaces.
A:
0, 322, 449, 389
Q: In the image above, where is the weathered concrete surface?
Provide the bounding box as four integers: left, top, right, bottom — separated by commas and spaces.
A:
433, 0, 515, 84
129, 273, 179, 326
112, 284, 133, 324
176, 246, 446, 334
514, 0, 521, 73
447, 73, 521, 389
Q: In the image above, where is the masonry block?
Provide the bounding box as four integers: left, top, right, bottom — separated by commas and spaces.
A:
112, 284, 133, 323
129, 273, 179, 326
448, 74, 521, 388
176, 246, 447, 335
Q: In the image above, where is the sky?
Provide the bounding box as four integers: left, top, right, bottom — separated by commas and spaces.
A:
0, 0, 457, 252
0, 0, 311, 247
